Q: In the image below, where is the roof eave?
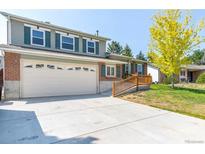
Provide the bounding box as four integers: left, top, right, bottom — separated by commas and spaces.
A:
0, 11, 111, 41
0, 45, 126, 64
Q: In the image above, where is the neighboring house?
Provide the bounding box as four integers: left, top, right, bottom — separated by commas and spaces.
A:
147, 64, 165, 83
0, 12, 128, 99
180, 65, 205, 82
147, 64, 159, 83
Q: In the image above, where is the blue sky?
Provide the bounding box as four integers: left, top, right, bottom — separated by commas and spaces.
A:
2, 9, 205, 56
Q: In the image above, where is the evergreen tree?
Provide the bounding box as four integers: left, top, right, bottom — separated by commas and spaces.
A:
136, 51, 147, 61
121, 44, 133, 57
107, 41, 123, 54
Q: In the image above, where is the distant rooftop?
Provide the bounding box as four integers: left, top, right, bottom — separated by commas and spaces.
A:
181, 64, 205, 70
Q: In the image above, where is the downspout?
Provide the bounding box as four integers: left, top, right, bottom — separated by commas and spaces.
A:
7, 15, 11, 45
0, 49, 5, 101
128, 60, 131, 75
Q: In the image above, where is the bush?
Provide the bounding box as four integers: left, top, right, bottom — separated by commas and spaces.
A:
196, 73, 205, 83
162, 76, 178, 85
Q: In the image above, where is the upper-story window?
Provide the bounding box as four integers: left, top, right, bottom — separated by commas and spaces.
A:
87, 41, 95, 54
61, 35, 74, 51
31, 29, 45, 46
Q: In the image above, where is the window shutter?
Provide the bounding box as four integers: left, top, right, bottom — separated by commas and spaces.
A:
45, 31, 51, 48
95, 41, 99, 55
122, 64, 125, 75
83, 39, 87, 53
24, 26, 31, 45
75, 37, 79, 52
55, 33, 60, 49
101, 64, 106, 77
142, 64, 144, 75
116, 65, 121, 78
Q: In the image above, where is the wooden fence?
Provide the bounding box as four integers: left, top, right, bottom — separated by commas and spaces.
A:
112, 74, 152, 97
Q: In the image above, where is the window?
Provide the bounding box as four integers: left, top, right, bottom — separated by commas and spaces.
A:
36, 64, 44, 68
125, 64, 129, 74
106, 65, 115, 77
137, 64, 143, 75
181, 70, 186, 76
61, 36, 74, 50
57, 67, 63, 70
24, 65, 33, 68
75, 67, 81, 70
87, 41, 95, 54
83, 67, 89, 71
31, 29, 44, 46
47, 65, 55, 69
67, 68, 73, 70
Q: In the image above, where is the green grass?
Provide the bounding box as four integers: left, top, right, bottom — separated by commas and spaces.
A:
120, 84, 205, 119
175, 83, 205, 91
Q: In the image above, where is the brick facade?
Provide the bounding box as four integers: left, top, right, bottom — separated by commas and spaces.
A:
5, 52, 20, 81
143, 63, 147, 75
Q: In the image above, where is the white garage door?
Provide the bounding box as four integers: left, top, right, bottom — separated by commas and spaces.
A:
21, 59, 98, 98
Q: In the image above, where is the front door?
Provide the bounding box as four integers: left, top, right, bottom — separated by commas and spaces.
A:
188, 71, 193, 82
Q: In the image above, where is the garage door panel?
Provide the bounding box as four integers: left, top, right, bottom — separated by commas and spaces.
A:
21, 60, 97, 98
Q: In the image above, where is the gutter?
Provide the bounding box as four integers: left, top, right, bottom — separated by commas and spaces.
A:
109, 53, 148, 63
0, 46, 127, 64
0, 11, 110, 42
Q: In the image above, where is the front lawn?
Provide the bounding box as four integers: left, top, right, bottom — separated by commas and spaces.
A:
119, 84, 205, 119
175, 83, 205, 90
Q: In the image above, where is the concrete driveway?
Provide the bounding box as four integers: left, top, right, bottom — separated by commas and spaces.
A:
0, 93, 205, 144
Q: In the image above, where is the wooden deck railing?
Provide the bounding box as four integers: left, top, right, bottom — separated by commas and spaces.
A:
112, 74, 152, 97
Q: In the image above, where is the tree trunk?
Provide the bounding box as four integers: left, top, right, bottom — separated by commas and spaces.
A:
171, 73, 175, 88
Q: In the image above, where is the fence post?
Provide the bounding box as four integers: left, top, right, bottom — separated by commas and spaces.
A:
136, 75, 139, 91
112, 81, 115, 97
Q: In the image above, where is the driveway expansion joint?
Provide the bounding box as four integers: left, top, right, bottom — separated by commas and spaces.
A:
51, 112, 170, 144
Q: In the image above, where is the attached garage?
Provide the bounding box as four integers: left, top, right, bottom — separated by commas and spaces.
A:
20, 59, 98, 98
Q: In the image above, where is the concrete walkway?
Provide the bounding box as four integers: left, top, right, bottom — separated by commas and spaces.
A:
0, 94, 205, 144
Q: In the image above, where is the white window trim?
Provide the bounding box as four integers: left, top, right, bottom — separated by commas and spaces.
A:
56, 31, 79, 38
30, 28, 45, 47
60, 34, 75, 51
24, 24, 50, 31
83, 37, 99, 42
180, 69, 186, 77
87, 40, 96, 54
106, 65, 116, 77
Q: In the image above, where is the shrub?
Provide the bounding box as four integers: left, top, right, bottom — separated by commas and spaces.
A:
162, 76, 178, 84
196, 73, 205, 83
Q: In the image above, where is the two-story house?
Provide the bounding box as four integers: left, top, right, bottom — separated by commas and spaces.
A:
0, 12, 148, 100
0, 12, 127, 99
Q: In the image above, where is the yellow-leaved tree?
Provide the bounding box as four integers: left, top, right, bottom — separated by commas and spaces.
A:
148, 10, 205, 88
